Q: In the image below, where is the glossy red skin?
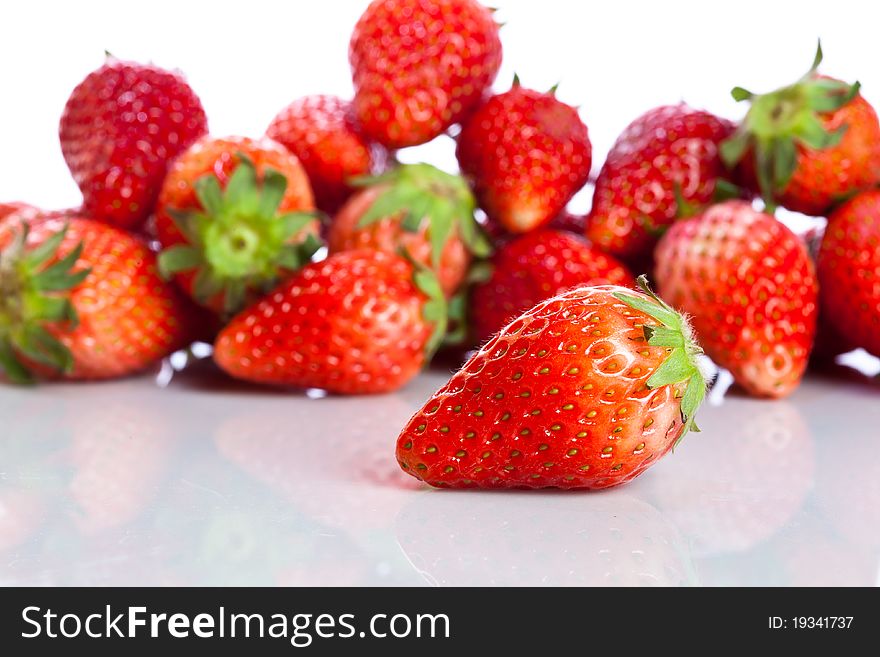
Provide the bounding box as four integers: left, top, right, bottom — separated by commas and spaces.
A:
155, 136, 317, 313
266, 95, 384, 214
655, 201, 818, 398
457, 86, 592, 233
396, 285, 689, 490
817, 189, 880, 357
59, 60, 208, 230
587, 104, 735, 260
739, 88, 880, 216
328, 185, 470, 297
349, 0, 502, 148
0, 217, 200, 380
214, 250, 431, 394
471, 229, 635, 343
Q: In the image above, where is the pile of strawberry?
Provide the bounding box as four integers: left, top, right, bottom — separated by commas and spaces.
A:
2, 1, 879, 492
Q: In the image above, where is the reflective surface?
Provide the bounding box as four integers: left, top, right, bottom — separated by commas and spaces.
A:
1, 358, 878, 587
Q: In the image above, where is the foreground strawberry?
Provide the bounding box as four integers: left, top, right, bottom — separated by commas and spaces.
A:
586, 104, 735, 260
156, 136, 318, 316
722, 44, 880, 215
328, 164, 490, 296
214, 250, 449, 394
349, 0, 502, 148
470, 229, 634, 343
817, 189, 880, 357
396, 277, 706, 489
0, 217, 200, 382
457, 80, 592, 233
59, 56, 208, 230
266, 95, 385, 213
655, 200, 818, 398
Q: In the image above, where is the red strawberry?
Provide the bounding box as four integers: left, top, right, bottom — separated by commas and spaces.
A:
213, 250, 449, 394
655, 200, 818, 398
155, 136, 318, 316
0, 202, 35, 223
59, 57, 208, 230
721, 44, 880, 215
586, 104, 735, 260
266, 95, 386, 214
0, 217, 201, 382
396, 278, 706, 489
349, 0, 502, 148
817, 189, 880, 357
327, 164, 490, 297
456, 81, 592, 233
470, 229, 635, 343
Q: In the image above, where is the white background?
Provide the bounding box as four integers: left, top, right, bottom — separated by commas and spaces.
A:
2, 0, 880, 213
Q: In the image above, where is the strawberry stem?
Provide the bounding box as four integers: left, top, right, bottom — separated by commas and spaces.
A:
613, 275, 706, 438
0, 223, 89, 383
158, 154, 322, 316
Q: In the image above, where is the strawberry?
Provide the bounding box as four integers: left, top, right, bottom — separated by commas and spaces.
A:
721, 44, 880, 215
0, 202, 35, 223
396, 277, 706, 489
59, 56, 208, 230
816, 189, 880, 357
456, 80, 592, 233
0, 217, 200, 382
470, 229, 635, 343
155, 136, 319, 316
349, 0, 502, 148
327, 164, 490, 296
266, 95, 386, 214
586, 104, 736, 260
655, 200, 818, 398
213, 249, 449, 394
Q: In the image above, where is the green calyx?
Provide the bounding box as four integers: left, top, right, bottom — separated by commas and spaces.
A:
353, 163, 491, 267
613, 276, 706, 441
0, 224, 91, 384
158, 154, 322, 316
720, 41, 859, 212
398, 250, 450, 359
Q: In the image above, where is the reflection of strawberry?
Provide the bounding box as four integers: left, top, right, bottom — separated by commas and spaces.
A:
395, 491, 695, 586
0, 489, 46, 554
649, 401, 814, 556
68, 404, 173, 534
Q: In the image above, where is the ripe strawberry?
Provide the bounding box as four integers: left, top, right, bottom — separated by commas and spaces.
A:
349, 0, 502, 148
396, 278, 706, 489
456, 81, 592, 233
214, 250, 449, 394
817, 189, 880, 357
655, 200, 818, 398
721, 44, 880, 215
155, 136, 319, 316
586, 104, 735, 260
327, 164, 490, 296
470, 229, 635, 343
0, 217, 200, 382
266, 95, 386, 214
59, 56, 208, 230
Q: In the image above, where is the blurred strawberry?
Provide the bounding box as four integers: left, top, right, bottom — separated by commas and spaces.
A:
59, 56, 208, 230
266, 95, 386, 213
155, 136, 318, 316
